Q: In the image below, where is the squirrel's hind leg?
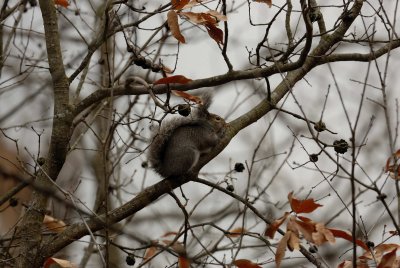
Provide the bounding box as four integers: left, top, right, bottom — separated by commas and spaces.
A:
162, 146, 200, 177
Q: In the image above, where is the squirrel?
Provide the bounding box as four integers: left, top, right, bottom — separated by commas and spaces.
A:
147, 93, 226, 178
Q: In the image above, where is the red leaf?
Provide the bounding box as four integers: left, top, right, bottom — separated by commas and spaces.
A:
178, 255, 190, 268
154, 75, 192, 85
377, 248, 397, 268
167, 10, 186, 43
172, 90, 202, 104
385, 149, 400, 179
288, 192, 322, 214
204, 22, 223, 44
44, 257, 77, 268
54, 0, 69, 7
328, 228, 368, 251
171, 0, 190, 10
144, 246, 158, 261
264, 212, 289, 239
227, 227, 247, 237
233, 259, 262, 268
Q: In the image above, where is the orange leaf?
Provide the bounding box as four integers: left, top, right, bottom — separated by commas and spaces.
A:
233, 259, 262, 268
54, 0, 69, 7
275, 231, 291, 268
264, 212, 289, 239
144, 246, 158, 261
44, 257, 77, 268
385, 149, 400, 180
43, 215, 66, 233
328, 228, 368, 251
312, 223, 335, 245
377, 248, 397, 268
227, 227, 247, 237
178, 255, 190, 268
171, 0, 190, 10
363, 244, 400, 260
167, 10, 186, 43
288, 192, 322, 214
253, 0, 272, 8
154, 75, 192, 85
171, 90, 202, 104
337, 260, 370, 268
204, 22, 223, 44
292, 217, 315, 242
161, 231, 178, 237
287, 231, 300, 251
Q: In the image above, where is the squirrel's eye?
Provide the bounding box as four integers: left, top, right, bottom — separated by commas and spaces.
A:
215, 116, 221, 121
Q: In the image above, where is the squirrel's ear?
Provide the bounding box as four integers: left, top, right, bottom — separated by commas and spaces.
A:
199, 91, 213, 110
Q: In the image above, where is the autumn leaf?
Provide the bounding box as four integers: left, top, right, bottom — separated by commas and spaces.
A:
312, 223, 335, 245
291, 217, 315, 242
154, 75, 192, 85
206, 10, 228, 22
43, 215, 66, 233
253, 0, 272, 8
362, 243, 400, 260
54, 0, 69, 7
178, 255, 190, 268
264, 212, 289, 239
287, 231, 300, 251
162, 240, 186, 255
328, 228, 368, 251
275, 231, 291, 268
377, 248, 397, 268
288, 192, 323, 214
385, 149, 400, 179
161, 231, 178, 237
167, 10, 186, 43
171, 0, 190, 10
233, 259, 262, 268
227, 227, 247, 237
171, 90, 202, 104
183, 0, 206, 9
143, 246, 158, 261
44, 257, 77, 268
204, 22, 224, 44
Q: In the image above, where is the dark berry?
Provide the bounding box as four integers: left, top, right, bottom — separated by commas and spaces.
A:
309, 245, 318, 253
141, 161, 148, 168
178, 104, 191, 117
125, 254, 135, 266
377, 194, 387, 200
226, 184, 234, 192
366, 241, 374, 248
9, 197, 18, 207
314, 121, 326, 132
333, 139, 349, 154
309, 154, 318, 163
234, 163, 245, 172
37, 157, 45, 166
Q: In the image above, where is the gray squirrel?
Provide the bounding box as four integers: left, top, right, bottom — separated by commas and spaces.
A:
147, 93, 226, 178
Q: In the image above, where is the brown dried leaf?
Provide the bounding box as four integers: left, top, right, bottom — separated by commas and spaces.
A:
287, 231, 300, 251
43, 215, 66, 233
385, 149, 400, 180
275, 231, 291, 268
312, 223, 335, 245
377, 248, 397, 268
204, 22, 223, 44
172, 90, 202, 104
171, 0, 190, 10
328, 228, 369, 251
167, 10, 186, 43
227, 227, 247, 237
233, 259, 262, 268
253, 0, 272, 8
161, 231, 178, 237
288, 192, 323, 214
292, 217, 315, 242
154, 75, 192, 85
44, 257, 77, 268
144, 246, 158, 261
264, 212, 290, 239
178, 255, 190, 268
